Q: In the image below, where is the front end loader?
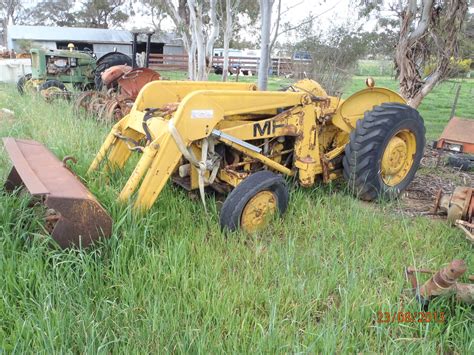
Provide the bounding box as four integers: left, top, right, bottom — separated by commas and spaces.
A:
3, 79, 425, 247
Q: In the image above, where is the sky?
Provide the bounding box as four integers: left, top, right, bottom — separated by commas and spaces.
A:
124, 0, 359, 42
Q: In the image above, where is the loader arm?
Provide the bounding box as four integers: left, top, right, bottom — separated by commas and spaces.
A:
89, 82, 312, 211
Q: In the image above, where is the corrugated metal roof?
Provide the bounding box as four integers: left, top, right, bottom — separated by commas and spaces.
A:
8, 25, 132, 44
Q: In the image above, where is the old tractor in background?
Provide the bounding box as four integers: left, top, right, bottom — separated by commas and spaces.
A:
74, 66, 161, 122
74, 32, 162, 122
16, 47, 132, 100
3, 78, 426, 248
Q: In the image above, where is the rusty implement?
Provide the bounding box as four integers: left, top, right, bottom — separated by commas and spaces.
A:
436, 117, 474, 154
75, 67, 161, 123
434, 186, 473, 224
406, 260, 474, 305
433, 186, 474, 242
2, 138, 112, 248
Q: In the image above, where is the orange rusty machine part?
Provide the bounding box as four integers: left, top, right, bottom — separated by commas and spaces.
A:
433, 186, 474, 241
75, 67, 160, 123
436, 117, 474, 154
406, 259, 473, 305
3, 138, 112, 248
433, 186, 473, 224
101, 64, 132, 87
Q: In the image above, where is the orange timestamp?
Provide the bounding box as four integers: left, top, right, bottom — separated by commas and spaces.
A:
376, 311, 445, 324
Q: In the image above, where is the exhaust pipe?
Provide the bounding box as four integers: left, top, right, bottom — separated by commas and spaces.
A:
3, 138, 112, 248
145, 31, 154, 68
131, 32, 139, 69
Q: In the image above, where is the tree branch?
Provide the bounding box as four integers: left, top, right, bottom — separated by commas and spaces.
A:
409, 0, 433, 42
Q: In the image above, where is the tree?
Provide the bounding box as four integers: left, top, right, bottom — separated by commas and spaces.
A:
363, 0, 468, 108
219, 0, 240, 81
141, 0, 168, 32
26, 0, 76, 27
159, 0, 194, 78
217, 0, 260, 49
157, 0, 219, 80
459, 12, 474, 61
0, 0, 23, 46
188, 0, 219, 80
290, 24, 369, 94
75, 0, 129, 28
395, 0, 469, 107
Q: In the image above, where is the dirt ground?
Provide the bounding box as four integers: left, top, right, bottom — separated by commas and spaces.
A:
399, 145, 473, 218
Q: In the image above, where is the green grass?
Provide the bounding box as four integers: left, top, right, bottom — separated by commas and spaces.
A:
0, 76, 473, 353
357, 60, 395, 77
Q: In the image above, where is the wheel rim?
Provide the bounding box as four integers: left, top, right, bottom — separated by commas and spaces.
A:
240, 191, 277, 233
23, 79, 39, 93
381, 129, 416, 186
40, 86, 63, 101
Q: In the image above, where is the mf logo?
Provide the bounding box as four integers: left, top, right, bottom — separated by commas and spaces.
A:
253, 120, 285, 137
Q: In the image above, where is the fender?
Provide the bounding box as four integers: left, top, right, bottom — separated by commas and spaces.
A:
332, 87, 406, 133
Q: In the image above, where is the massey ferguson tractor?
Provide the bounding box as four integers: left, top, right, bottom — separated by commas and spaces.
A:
3, 78, 428, 248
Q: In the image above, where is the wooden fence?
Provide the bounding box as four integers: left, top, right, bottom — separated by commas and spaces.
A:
148, 53, 311, 76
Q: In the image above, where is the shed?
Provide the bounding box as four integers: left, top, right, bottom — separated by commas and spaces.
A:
7, 25, 185, 59
7, 25, 133, 58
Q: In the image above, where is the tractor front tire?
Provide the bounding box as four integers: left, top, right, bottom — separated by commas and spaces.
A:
220, 171, 289, 233
17, 74, 32, 95
343, 103, 425, 201
38, 80, 68, 101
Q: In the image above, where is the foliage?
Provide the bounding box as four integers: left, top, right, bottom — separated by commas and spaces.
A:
16, 38, 33, 53
72, 0, 129, 28
361, 0, 469, 108
459, 12, 474, 60
424, 58, 473, 78
0, 0, 24, 45
292, 25, 369, 94
22, 0, 129, 29
25, 0, 76, 27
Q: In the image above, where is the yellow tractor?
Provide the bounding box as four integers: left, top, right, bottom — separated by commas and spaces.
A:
3, 79, 425, 247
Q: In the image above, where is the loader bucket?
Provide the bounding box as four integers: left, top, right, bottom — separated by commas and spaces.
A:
2, 138, 112, 248
436, 117, 474, 154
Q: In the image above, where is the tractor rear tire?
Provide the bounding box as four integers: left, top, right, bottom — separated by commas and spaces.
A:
220, 170, 289, 233
343, 103, 425, 201
17, 73, 32, 95
94, 52, 133, 90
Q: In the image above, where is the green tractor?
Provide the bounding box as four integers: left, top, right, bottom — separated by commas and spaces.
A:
17, 47, 132, 100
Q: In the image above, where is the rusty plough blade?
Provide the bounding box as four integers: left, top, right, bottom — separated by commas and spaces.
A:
2, 138, 112, 248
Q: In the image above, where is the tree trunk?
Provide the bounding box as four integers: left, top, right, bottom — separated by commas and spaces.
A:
162, 0, 194, 79
182, 35, 195, 80
188, 0, 203, 80
258, 0, 273, 90
205, 0, 219, 75
222, 0, 234, 81
2, 19, 8, 48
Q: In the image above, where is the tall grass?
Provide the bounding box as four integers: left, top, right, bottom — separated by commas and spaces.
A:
0, 78, 473, 353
